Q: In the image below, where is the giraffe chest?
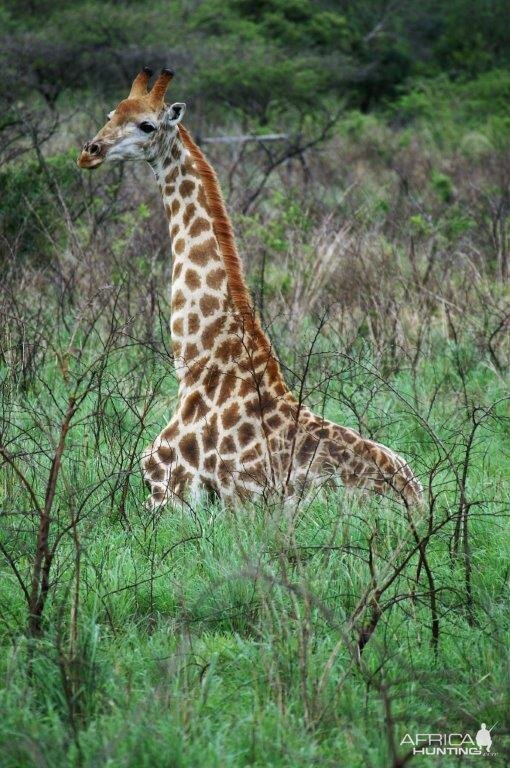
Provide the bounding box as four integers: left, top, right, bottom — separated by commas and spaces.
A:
144, 391, 273, 502
145, 395, 330, 506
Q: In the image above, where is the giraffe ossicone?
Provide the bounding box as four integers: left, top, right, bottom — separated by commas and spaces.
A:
78, 69, 423, 508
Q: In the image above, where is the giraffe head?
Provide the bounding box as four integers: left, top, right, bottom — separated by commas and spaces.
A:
77, 68, 186, 169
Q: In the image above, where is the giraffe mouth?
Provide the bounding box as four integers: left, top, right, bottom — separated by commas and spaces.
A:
77, 152, 105, 169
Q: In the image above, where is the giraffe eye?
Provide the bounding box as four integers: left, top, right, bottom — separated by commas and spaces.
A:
139, 121, 156, 133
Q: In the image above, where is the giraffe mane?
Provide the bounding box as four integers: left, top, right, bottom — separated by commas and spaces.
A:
178, 124, 271, 354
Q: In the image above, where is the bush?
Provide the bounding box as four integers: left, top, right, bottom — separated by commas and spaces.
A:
0, 150, 79, 262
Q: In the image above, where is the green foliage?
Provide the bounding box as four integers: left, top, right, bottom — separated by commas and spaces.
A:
194, 0, 350, 52
1, 0, 508, 117
431, 0, 510, 76
409, 214, 432, 238
0, 333, 509, 766
0, 150, 79, 260
430, 170, 454, 204
392, 70, 510, 137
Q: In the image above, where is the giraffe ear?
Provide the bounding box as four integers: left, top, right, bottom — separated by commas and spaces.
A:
163, 102, 186, 128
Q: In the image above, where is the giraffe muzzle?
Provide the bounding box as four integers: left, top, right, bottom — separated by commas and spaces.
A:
77, 140, 105, 169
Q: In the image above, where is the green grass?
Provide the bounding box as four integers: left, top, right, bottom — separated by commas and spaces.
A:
1, 320, 509, 767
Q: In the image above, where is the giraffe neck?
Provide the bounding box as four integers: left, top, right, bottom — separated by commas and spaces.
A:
151, 127, 279, 396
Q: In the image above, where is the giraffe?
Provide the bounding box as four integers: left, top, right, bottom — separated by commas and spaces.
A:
78, 68, 423, 508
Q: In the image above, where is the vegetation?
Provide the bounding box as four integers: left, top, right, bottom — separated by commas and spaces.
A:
1, 1, 509, 766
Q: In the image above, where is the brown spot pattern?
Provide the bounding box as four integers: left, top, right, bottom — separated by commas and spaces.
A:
204, 364, 221, 397
181, 391, 208, 423
172, 290, 186, 311
239, 379, 255, 397
172, 318, 183, 335
183, 203, 196, 228
222, 402, 240, 429
204, 454, 217, 472
183, 343, 198, 360
216, 369, 237, 406
145, 455, 158, 474
206, 267, 226, 290
172, 465, 192, 493
201, 317, 225, 350
241, 446, 261, 463
179, 433, 199, 468
158, 445, 175, 463
219, 435, 236, 454
199, 294, 220, 317
174, 238, 185, 255
188, 313, 200, 334
179, 179, 195, 197
245, 393, 274, 417
266, 414, 282, 429
185, 269, 201, 290
238, 421, 255, 446
189, 238, 219, 266
162, 423, 178, 441
189, 217, 210, 237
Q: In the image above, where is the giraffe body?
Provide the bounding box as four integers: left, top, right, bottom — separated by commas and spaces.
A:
78, 69, 422, 508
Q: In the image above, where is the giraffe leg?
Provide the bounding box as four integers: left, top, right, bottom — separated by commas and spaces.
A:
293, 413, 422, 505
144, 468, 193, 509
323, 426, 422, 505
141, 437, 193, 508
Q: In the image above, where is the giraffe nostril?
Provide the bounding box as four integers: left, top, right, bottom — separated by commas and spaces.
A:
88, 142, 100, 156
